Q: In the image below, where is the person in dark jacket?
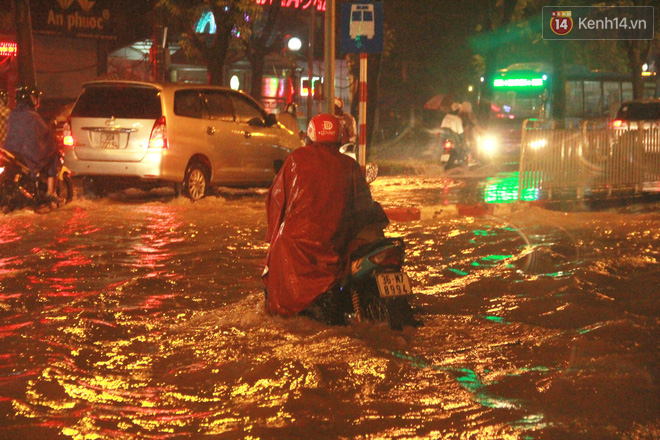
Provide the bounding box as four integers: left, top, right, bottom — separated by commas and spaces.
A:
2, 86, 60, 207
263, 113, 387, 324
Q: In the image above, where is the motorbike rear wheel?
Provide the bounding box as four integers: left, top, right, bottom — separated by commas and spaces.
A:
362, 295, 390, 323
58, 174, 74, 204
360, 292, 417, 330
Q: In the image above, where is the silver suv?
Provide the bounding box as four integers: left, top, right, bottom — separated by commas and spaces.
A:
63, 81, 303, 200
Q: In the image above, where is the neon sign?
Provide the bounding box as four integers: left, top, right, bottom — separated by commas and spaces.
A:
493, 78, 545, 88
0, 42, 17, 57
196, 11, 217, 33
300, 76, 322, 97
254, 0, 326, 11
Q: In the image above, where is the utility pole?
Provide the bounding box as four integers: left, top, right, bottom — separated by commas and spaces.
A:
307, 6, 315, 125
323, 0, 335, 114
14, 0, 36, 88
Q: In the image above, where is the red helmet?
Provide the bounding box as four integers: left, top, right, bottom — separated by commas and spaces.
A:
307, 113, 341, 143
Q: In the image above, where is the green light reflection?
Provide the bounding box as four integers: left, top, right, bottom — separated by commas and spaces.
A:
483, 173, 540, 204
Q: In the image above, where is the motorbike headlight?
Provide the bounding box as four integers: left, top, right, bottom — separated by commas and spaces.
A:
480, 136, 498, 157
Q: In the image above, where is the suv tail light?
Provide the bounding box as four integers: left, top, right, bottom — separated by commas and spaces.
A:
62, 118, 74, 147
149, 116, 168, 149
612, 119, 625, 128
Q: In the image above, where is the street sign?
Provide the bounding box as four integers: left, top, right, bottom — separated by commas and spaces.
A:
340, 2, 383, 54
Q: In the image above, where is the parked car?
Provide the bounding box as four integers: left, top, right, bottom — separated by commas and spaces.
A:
611, 100, 660, 162
612, 100, 660, 130
62, 81, 303, 200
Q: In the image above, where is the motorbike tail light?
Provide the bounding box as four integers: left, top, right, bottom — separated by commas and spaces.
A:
443, 139, 453, 153
62, 118, 74, 147
368, 246, 403, 268
149, 116, 168, 149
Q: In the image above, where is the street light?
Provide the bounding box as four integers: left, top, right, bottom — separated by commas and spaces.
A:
287, 37, 302, 52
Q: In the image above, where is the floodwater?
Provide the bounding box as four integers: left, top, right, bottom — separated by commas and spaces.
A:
0, 176, 658, 440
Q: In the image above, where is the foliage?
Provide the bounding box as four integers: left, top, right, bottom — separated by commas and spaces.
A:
157, 0, 263, 84
241, 1, 283, 99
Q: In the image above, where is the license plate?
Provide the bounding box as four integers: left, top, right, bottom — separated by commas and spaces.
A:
376, 272, 412, 298
100, 132, 119, 149
440, 153, 450, 162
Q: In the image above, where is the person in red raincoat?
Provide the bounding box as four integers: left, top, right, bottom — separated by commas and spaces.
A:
263, 113, 387, 324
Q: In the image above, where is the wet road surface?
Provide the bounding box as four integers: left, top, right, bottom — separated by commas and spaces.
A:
0, 176, 658, 439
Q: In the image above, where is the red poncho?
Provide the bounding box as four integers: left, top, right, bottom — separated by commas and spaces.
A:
263, 142, 378, 316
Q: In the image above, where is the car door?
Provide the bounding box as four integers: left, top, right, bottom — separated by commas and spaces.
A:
199, 90, 246, 183
230, 93, 282, 183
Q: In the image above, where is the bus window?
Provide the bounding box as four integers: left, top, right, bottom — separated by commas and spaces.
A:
584, 81, 602, 117
604, 82, 621, 118
622, 82, 633, 102
643, 82, 656, 99
565, 81, 583, 118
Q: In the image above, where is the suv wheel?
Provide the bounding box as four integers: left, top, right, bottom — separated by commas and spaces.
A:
184, 163, 208, 201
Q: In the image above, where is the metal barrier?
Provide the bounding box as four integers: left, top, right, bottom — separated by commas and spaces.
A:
519, 119, 660, 200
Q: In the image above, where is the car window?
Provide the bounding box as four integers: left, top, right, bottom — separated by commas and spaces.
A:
71, 86, 162, 119
174, 90, 204, 119
203, 91, 234, 121
231, 94, 265, 124
616, 103, 660, 120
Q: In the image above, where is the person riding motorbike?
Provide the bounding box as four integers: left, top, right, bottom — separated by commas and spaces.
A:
2, 85, 60, 208
438, 101, 469, 168
263, 113, 388, 324
440, 102, 465, 144
334, 97, 357, 145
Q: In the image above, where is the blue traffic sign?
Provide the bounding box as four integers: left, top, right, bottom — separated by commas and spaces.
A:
340, 2, 383, 54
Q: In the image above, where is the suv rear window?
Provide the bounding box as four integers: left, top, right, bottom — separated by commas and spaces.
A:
616, 102, 660, 121
71, 85, 162, 119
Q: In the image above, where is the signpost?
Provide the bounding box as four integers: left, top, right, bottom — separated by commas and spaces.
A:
340, 1, 383, 166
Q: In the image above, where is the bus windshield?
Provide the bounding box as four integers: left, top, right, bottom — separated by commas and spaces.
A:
491, 90, 547, 121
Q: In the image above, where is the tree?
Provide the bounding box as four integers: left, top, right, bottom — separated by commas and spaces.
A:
471, 0, 523, 118
14, 0, 36, 88
242, 1, 282, 100
617, 0, 660, 99
157, 0, 262, 85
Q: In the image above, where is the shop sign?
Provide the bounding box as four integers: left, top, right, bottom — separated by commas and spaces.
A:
0, 41, 17, 57
255, 0, 325, 11
32, 0, 116, 40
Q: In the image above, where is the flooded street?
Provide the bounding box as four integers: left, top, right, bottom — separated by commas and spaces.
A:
0, 176, 658, 439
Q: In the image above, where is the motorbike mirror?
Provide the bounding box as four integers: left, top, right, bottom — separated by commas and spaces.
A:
339, 142, 356, 160
364, 162, 378, 184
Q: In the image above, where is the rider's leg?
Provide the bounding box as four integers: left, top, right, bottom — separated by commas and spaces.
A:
47, 176, 56, 196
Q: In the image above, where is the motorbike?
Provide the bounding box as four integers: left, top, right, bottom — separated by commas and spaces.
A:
437, 128, 468, 171
0, 147, 73, 214
338, 237, 419, 330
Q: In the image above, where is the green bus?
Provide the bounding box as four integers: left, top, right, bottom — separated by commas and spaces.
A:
483, 63, 658, 153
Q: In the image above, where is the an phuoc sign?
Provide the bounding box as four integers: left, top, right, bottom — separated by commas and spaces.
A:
32, 0, 116, 40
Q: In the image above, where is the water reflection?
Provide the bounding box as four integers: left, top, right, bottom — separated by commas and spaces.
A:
0, 181, 658, 439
